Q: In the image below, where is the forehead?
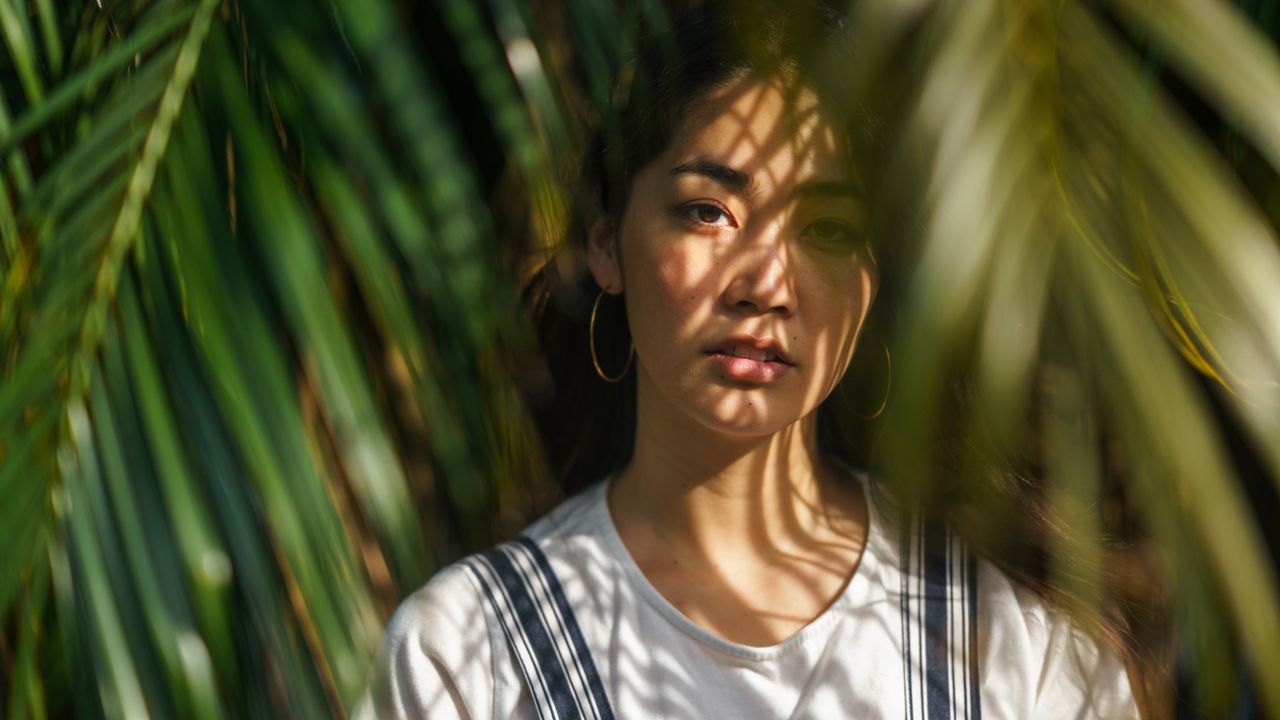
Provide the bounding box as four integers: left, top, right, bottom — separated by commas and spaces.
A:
664, 76, 851, 187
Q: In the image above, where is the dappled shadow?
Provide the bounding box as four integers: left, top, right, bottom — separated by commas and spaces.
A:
534, 471, 946, 719
596, 70, 878, 645
487, 61, 1000, 718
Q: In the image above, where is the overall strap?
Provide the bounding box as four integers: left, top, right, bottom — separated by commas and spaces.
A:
462, 538, 616, 720
899, 516, 982, 720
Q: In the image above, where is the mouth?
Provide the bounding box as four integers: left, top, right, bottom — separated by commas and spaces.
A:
704, 336, 794, 365
704, 336, 795, 383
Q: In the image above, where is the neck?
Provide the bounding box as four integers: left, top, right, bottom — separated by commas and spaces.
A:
609, 368, 861, 562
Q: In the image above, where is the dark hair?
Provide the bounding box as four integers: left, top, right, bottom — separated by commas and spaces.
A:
523, 0, 873, 494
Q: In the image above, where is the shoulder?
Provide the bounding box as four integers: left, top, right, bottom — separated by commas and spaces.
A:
352, 564, 501, 720
866, 491, 1138, 719
975, 559, 1140, 719
353, 484, 611, 720
383, 564, 489, 655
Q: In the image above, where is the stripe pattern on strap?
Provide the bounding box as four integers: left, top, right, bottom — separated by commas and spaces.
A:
900, 516, 983, 720
462, 538, 616, 720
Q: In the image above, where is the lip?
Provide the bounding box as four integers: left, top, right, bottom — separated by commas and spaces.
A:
704, 334, 795, 383
704, 335, 795, 365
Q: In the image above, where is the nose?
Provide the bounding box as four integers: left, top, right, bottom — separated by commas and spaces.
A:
722, 219, 796, 316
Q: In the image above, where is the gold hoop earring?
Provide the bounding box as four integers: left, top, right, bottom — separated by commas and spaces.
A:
859, 343, 891, 421
589, 289, 634, 383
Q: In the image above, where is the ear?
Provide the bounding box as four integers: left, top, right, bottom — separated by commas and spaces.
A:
585, 217, 624, 295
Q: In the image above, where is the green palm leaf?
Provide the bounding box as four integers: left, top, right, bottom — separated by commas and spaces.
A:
1, 0, 219, 623
2, 0, 1277, 717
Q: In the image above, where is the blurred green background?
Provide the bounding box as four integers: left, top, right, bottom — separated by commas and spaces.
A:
1, 0, 1279, 717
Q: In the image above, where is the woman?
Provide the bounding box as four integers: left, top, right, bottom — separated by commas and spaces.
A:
356, 2, 1141, 717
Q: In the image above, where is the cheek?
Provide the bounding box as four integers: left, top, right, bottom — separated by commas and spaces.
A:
628, 238, 720, 332
809, 265, 876, 375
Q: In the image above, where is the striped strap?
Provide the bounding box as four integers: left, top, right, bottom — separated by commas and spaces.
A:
462, 538, 615, 720
900, 517, 983, 720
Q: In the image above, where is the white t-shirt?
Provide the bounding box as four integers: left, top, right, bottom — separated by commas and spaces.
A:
354, 478, 1139, 719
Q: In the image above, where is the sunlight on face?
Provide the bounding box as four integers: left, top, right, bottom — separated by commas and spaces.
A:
608, 75, 877, 437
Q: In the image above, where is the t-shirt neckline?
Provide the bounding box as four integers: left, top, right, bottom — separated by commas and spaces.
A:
589, 472, 882, 662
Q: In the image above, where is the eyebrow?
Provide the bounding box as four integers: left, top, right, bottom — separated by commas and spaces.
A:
668, 159, 754, 195
668, 158, 861, 202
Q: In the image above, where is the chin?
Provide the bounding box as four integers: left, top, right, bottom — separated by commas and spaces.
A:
693, 401, 801, 438
648, 364, 809, 437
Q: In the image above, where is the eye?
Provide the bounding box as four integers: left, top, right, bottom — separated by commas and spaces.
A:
802, 218, 861, 245
681, 202, 736, 228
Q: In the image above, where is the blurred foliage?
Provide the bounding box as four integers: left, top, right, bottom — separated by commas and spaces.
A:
0, 0, 1278, 718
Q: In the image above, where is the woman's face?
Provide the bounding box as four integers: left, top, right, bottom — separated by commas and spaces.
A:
588, 74, 877, 438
